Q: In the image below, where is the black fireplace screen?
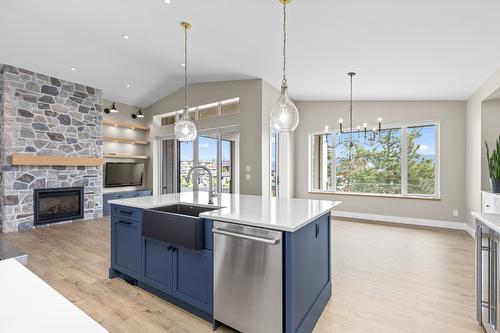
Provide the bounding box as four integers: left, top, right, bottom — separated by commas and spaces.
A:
34, 187, 84, 225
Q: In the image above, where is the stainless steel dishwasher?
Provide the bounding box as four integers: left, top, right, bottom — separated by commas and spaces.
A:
213, 221, 283, 333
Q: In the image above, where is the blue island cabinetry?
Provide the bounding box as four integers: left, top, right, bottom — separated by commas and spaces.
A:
110, 204, 214, 320
110, 203, 331, 332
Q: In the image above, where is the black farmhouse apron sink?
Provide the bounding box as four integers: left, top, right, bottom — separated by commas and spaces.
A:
142, 204, 219, 250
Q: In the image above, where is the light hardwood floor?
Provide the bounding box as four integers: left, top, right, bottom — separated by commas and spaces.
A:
0, 218, 482, 333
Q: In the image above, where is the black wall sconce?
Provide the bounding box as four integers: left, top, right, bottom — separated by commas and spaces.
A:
131, 109, 144, 119
104, 102, 118, 114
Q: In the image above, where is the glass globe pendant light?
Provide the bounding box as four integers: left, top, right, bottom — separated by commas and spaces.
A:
270, 0, 299, 132
174, 21, 197, 142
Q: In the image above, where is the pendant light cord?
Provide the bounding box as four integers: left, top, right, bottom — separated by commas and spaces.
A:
184, 25, 189, 111
281, 2, 288, 88
350, 74, 353, 138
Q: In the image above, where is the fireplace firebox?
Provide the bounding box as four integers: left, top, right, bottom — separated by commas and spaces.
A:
34, 187, 84, 226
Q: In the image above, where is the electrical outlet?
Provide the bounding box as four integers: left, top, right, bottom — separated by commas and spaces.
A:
245, 165, 251, 172
245, 173, 251, 180
452, 210, 459, 217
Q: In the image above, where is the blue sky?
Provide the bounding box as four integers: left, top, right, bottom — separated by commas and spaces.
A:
180, 136, 231, 162
413, 125, 436, 155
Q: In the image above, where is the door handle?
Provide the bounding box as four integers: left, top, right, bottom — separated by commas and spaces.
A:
212, 228, 280, 245
119, 210, 133, 215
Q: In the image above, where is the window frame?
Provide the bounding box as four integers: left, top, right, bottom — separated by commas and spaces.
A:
308, 120, 440, 200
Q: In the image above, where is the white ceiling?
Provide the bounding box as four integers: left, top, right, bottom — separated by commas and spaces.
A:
1, 0, 500, 107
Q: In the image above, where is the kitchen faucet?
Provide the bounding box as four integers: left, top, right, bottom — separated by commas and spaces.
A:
185, 165, 217, 204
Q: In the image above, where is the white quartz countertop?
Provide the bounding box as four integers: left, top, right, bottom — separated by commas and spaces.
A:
0, 259, 107, 333
109, 192, 341, 232
472, 211, 500, 233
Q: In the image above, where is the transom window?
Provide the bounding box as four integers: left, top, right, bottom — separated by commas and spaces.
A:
309, 122, 439, 198
160, 98, 240, 126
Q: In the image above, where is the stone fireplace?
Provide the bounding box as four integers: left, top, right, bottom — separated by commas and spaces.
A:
0, 64, 103, 232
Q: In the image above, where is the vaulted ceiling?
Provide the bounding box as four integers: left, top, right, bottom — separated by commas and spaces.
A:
1, 0, 500, 107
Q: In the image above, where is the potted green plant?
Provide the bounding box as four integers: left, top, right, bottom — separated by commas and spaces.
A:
486, 135, 500, 193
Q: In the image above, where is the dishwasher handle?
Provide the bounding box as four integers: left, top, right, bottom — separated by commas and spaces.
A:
213, 228, 280, 245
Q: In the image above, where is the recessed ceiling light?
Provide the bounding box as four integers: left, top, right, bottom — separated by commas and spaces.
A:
70, 67, 76, 71
126, 84, 131, 88
164, 0, 171, 4
181, 63, 186, 67
122, 34, 129, 40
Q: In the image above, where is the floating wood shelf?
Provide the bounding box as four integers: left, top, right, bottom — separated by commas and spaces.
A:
11, 154, 104, 166
104, 154, 150, 160
103, 119, 149, 131
103, 136, 149, 145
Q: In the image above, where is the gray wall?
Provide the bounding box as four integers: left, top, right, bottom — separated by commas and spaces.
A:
481, 98, 500, 191
466, 68, 500, 226
145, 79, 267, 195
102, 99, 150, 192
294, 101, 467, 224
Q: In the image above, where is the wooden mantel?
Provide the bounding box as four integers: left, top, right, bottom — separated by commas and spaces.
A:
11, 154, 104, 167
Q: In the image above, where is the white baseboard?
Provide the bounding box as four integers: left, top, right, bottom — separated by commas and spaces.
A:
332, 210, 475, 238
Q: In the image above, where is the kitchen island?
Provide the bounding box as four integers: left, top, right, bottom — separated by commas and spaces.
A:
108, 192, 340, 333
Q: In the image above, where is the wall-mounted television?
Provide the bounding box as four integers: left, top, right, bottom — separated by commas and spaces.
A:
105, 162, 144, 188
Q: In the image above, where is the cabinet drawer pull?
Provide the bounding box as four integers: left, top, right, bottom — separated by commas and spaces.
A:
119, 210, 133, 215
118, 220, 132, 225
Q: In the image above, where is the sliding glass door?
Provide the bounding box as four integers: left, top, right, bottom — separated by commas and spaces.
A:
161, 128, 239, 195
271, 132, 279, 197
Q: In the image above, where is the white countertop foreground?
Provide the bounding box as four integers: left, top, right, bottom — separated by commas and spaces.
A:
472, 211, 500, 233
0, 259, 107, 333
109, 192, 341, 232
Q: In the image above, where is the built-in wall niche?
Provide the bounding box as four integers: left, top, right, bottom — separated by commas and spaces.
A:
102, 118, 150, 160
159, 97, 240, 126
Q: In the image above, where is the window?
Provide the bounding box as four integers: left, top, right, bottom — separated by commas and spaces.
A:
309, 122, 439, 198
407, 125, 437, 195
198, 106, 219, 120
221, 102, 240, 116
159, 98, 240, 126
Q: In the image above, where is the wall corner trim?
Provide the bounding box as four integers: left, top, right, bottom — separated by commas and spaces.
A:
332, 210, 474, 238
